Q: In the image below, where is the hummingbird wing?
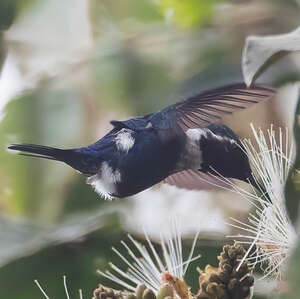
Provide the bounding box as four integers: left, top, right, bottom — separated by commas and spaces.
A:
149, 83, 275, 130
164, 170, 232, 191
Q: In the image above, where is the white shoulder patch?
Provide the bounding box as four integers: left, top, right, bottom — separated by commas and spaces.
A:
87, 162, 121, 200
115, 129, 135, 153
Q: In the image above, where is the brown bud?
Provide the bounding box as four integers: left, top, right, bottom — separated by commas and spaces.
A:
240, 275, 254, 287
92, 285, 123, 299
206, 282, 228, 298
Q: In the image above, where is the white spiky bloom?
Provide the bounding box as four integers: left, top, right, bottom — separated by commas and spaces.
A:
224, 124, 298, 280
98, 219, 200, 293
34, 276, 83, 299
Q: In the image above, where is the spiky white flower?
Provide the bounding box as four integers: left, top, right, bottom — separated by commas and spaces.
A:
34, 276, 83, 299
98, 219, 200, 294
225, 124, 298, 280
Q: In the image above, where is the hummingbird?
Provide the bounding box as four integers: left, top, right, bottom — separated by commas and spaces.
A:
8, 83, 275, 199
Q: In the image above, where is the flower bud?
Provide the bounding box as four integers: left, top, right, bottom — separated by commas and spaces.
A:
157, 283, 174, 299
136, 285, 147, 299
142, 288, 156, 299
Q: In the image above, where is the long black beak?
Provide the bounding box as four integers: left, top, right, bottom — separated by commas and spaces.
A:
247, 174, 271, 203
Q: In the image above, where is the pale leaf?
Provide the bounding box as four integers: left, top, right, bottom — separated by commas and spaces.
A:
242, 27, 300, 87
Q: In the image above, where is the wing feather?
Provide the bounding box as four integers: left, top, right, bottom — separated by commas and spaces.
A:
164, 170, 233, 191
149, 83, 275, 130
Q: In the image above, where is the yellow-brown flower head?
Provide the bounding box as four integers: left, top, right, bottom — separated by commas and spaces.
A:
197, 243, 254, 299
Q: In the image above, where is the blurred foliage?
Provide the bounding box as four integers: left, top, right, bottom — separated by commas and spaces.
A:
0, 87, 86, 218
0, 0, 36, 70
89, 0, 162, 38
0, 1, 300, 299
0, 34, 5, 89
0, 224, 124, 299
0, 227, 221, 299
0, 0, 17, 31
157, 0, 220, 28
283, 88, 300, 299
286, 91, 300, 224
91, 48, 174, 115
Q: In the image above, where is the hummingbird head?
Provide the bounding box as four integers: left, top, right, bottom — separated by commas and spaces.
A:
199, 124, 253, 183
193, 124, 270, 201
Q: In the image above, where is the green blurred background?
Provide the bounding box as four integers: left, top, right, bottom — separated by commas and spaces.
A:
0, 1, 300, 298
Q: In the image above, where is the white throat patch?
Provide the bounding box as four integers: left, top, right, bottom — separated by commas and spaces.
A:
115, 129, 135, 153
186, 128, 208, 141
187, 128, 236, 144
87, 162, 121, 200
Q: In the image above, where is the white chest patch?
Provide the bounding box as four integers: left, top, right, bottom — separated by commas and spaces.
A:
87, 162, 121, 200
186, 128, 208, 141
176, 128, 206, 170
115, 129, 135, 153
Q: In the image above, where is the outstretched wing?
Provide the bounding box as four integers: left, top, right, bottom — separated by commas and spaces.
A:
149, 83, 275, 130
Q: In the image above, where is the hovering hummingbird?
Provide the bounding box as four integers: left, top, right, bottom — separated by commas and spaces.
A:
8, 83, 275, 199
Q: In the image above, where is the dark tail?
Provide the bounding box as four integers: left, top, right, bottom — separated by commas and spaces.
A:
8, 144, 96, 175
8, 144, 70, 161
